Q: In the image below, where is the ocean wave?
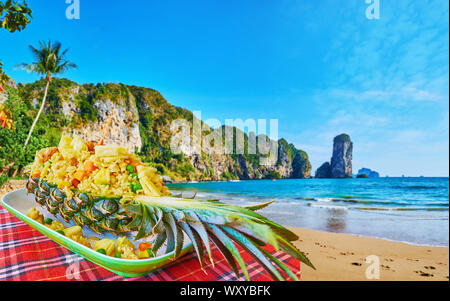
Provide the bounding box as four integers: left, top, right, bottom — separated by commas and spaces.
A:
423, 202, 449, 207
307, 203, 348, 210
331, 198, 393, 205
355, 207, 448, 212
392, 185, 439, 190
298, 196, 448, 207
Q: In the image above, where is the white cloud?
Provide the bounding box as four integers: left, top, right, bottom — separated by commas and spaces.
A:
328, 85, 445, 104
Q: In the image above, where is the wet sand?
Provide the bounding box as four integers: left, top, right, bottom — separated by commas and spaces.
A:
289, 227, 449, 281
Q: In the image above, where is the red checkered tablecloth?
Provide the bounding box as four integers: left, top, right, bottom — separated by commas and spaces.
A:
0, 205, 301, 281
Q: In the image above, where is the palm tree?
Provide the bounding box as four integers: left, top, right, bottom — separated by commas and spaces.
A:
17, 40, 76, 147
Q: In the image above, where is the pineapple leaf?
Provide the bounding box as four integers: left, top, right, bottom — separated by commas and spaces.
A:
174, 225, 184, 258
162, 210, 179, 256
185, 212, 214, 266
221, 226, 285, 281
276, 234, 315, 270
134, 205, 155, 241
127, 204, 144, 229
242, 200, 275, 211
258, 245, 299, 281
152, 207, 165, 234
179, 221, 205, 267
207, 224, 250, 281
207, 229, 241, 279
164, 221, 175, 254
151, 232, 167, 254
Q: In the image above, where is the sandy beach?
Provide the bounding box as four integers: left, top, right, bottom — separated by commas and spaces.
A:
1, 180, 448, 281
290, 227, 449, 281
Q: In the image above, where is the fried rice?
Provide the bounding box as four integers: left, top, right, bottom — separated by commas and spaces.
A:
25, 136, 170, 199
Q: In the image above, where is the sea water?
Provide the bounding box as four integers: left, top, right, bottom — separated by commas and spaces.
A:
167, 177, 449, 246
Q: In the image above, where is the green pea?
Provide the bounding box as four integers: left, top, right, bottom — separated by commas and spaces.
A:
147, 248, 155, 257
126, 165, 135, 173
44, 218, 53, 225
56, 230, 65, 236
131, 172, 139, 179
97, 248, 107, 255
114, 252, 122, 258
134, 182, 142, 191
130, 182, 142, 193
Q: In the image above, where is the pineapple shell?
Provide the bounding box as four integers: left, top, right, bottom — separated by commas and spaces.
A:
26, 177, 132, 234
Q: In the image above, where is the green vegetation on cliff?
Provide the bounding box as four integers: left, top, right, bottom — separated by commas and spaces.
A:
278, 138, 311, 178
334, 133, 351, 144
0, 86, 53, 184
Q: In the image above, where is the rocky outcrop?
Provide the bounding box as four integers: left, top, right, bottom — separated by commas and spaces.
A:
66, 98, 142, 153
161, 175, 174, 183
357, 168, 379, 178
0, 92, 6, 105
0, 77, 17, 105
330, 134, 353, 178
315, 134, 353, 179
277, 139, 311, 179
315, 162, 332, 178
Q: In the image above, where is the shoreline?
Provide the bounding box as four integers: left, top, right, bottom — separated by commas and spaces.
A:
294, 227, 449, 249
289, 226, 449, 281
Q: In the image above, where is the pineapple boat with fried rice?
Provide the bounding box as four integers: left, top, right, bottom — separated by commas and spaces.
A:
24, 135, 313, 280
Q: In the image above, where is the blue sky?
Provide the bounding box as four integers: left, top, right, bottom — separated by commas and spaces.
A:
1, 0, 448, 176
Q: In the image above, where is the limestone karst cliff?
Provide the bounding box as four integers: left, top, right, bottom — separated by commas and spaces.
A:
15, 78, 312, 181
315, 162, 332, 178
315, 134, 353, 179
330, 134, 353, 178
357, 168, 380, 178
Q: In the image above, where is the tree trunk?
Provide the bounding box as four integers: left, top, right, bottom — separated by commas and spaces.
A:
11, 168, 19, 178
24, 78, 51, 147
0, 162, 14, 178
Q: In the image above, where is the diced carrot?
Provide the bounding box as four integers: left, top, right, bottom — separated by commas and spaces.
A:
70, 158, 79, 166
84, 161, 98, 173
73, 170, 86, 181
71, 178, 80, 188
86, 141, 96, 152
139, 242, 152, 251
99, 138, 104, 145
39, 147, 59, 162
32, 171, 41, 178
86, 139, 105, 152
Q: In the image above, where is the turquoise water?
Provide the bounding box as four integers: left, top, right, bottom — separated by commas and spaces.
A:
167, 178, 449, 246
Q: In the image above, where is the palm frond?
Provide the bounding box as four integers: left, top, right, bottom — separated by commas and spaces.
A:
18, 40, 76, 77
